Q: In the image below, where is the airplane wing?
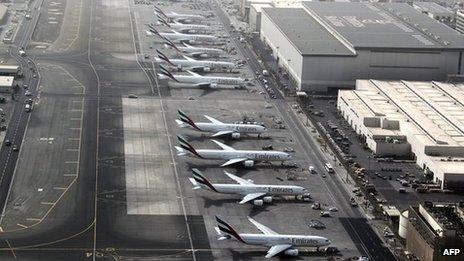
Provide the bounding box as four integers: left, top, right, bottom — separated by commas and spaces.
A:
224, 171, 253, 185
188, 52, 206, 57
248, 216, 279, 235
265, 244, 293, 258
204, 115, 223, 124
182, 55, 195, 61
239, 192, 266, 204
187, 70, 202, 77
220, 158, 247, 167
195, 82, 213, 88
212, 140, 236, 151
211, 130, 233, 137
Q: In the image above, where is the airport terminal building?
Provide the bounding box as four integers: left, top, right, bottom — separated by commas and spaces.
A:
338, 79, 464, 190
260, 2, 464, 93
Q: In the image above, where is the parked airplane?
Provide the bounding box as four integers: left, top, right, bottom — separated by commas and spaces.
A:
147, 24, 217, 44
154, 6, 204, 22
174, 135, 291, 167
157, 65, 246, 89
155, 50, 236, 72
189, 169, 309, 205
164, 38, 224, 58
215, 216, 331, 258
175, 109, 266, 138
156, 15, 209, 34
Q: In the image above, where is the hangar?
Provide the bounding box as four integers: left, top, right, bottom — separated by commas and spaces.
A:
260, 2, 464, 93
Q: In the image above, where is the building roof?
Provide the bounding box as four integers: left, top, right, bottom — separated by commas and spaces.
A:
251, 3, 273, 13
342, 80, 464, 147
301, 2, 464, 50
261, 8, 355, 56
0, 76, 14, 87
412, 2, 453, 16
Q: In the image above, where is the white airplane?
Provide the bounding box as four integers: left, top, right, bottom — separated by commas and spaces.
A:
154, 6, 204, 22
189, 169, 309, 206
155, 49, 236, 72
175, 109, 266, 138
174, 136, 291, 167
215, 216, 331, 258
157, 65, 246, 89
147, 24, 217, 44
156, 16, 209, 34
164, 38, 224, 58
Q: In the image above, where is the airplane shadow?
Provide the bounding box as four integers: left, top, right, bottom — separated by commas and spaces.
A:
229, 249, 333, 260
200, 196, 239, 208
185, 162, 294, 171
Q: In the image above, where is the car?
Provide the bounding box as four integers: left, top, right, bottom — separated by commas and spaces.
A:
325, 246, 339, 253
311, 202, 321, 210
271, 95, 277, 99
128, 94, 138, 99
12, 145, 19, 151
283, 147, 294, 152
308, 219, 326, 229
321, 174, 326, 178
309, 165, 316, 174
320, 211, 331, 217
328, 207, 338, 212
4, 140, 11, 146
262, 144, 273, 150
25, 90, 32, 96
26, 99, 33, 105
25, 103, 32, 112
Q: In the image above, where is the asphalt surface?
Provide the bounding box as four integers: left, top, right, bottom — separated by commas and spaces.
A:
212, 1, 395, 260
0, 0, 395, 260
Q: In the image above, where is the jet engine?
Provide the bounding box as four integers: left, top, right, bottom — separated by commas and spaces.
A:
187, 39, 196, 45
187, 29, 198, 34
284, 249, 298, 256
243, 160, 254, 168
203, 67, 211, 72
230, 132, 240, 139
263, 196, 273, 203
252, 199, 263, 206
177, 65, 182, 71
210, 83, 218, 89
199, 53, 208, 58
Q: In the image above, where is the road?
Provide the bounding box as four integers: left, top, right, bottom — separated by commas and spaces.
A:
212, 1, 395, 259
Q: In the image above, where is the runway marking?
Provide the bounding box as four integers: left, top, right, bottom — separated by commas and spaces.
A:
64, 174, 77, 177
66, 148, 79, 152
53, 187, 67, 190
68, 138, 80, 141
65, 161, 78, 164
40, 202, 54, 205
16, 223, 28, 228
70, 118, 81, 121
5, 240, 16, 259
70, 110, 83, 112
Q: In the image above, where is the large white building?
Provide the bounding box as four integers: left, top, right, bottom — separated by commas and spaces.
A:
260, 2, 464, 93
338, 79, 464, 190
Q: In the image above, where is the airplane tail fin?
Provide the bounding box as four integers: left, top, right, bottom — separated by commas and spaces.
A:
156, 49, 175, 66
157, 15, 170, 27
178, 109, 200, 130
174, 146, 187, 156
215, 216, 245, 243
147, 24, 161, 37
191, 168, 217, 192
177, 135, 202, 158
158, 65, 178, 82
164, 38, 181, 52
175, 119, 189, 128
154, 6, 166, 17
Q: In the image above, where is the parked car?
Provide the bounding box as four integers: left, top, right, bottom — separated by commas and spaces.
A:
308, 219, 326, 229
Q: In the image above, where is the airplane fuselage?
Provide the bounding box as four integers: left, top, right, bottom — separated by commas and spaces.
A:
211, 184, 306, 196
191, 149, 290, 161
239, 234, 331, 248
187, 122, 265, 134
179, 46, 223, 57
155, 59, 235, 70
164, 74, 245, 86
160, 32, 216, 43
